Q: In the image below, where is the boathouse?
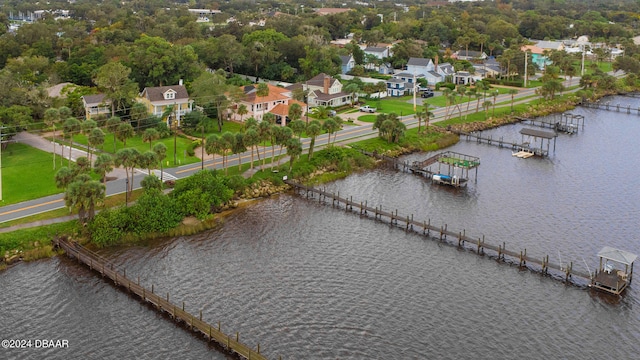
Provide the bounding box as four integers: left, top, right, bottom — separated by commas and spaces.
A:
590, 246, 637, 295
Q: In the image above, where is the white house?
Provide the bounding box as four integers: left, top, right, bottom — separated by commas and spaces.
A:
304, 73, 354, 108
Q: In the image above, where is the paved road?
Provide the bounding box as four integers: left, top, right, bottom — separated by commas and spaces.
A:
0, 73, 622, 226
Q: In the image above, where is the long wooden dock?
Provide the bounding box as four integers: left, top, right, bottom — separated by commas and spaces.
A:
582, 100, 640, 115
284, 180, 592, 287
453, 128, 556, 157
53, 236, 272, 360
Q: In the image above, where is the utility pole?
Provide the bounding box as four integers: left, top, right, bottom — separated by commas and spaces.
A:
581, 45, 586, 76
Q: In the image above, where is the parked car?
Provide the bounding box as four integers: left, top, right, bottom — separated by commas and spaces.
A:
421, 90, 434, 98
359, 105, 377, 113
328, 110, 337, 117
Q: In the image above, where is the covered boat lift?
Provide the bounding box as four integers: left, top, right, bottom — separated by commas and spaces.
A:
590, 246, 637, 295
518, 128, 557, 157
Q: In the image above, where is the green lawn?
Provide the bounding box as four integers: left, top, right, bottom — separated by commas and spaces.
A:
0, 143, 63, 206
70, 132, 201, 167
363, 96, 418, 115
358, 114, 377, 123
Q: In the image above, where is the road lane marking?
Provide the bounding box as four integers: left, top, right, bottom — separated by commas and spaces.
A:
0, 199, 64, 217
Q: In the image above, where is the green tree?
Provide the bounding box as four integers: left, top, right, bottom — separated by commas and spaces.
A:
286, 138, 303, 172
44, 108, 60, 169
116, 122, 134, 147
130, 102, 149, 133
153, 143, 168, 179
141, 175, 163, 192
65, 174, 105, 223
205, 134, 222, 171
323, 118, 339, 146
423, 103, 434, 133
290, 119, 306, 139
508, 89, 519, 113
237, 104, 248, 123
243, 127, 260, 170
93, 62, 137, 117
93, 153, 113, 184
306, 121, 322, 160
220, 131, 236, 175
256, 82, 270, 121
288, 103, 303, 123
62, 117, 81, 166
106, 116, 121, 151
232, 132, 247, 172
88, 128, 105, 164
142, 128, 160, 150
114, 148, 140, 195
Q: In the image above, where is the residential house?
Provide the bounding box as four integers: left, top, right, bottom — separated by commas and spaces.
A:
231, 83, 305, 124
533, 40, 565, 52
81, 94, 111, 120
364, 45, 392, 72
453, 50, 488, 61
521, 44, 551, 70
386, 72, 421, 97
137, 84, 193, 127
304, 73, 354, 108
340, 55, 356, 74
406, 57, 434, 76
474, 58, 502, 78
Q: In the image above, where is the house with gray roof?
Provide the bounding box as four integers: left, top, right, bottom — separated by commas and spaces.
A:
137, 84, 193, 126
81, 93, 111, 120
340, 55, 355, 74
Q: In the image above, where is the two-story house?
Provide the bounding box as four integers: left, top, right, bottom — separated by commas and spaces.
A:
340, 55, 356, 74
304, 73, 353, 108
231, 83, 305, 124
137, 84, 193, 127
81, 94, 111, 120
386, 72, 422, 97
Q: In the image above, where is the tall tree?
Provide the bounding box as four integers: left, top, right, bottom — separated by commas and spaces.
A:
62, 117, 81, 166
116, 122, 134, 147
286, 138, 303, 172
190, 70, 235, 132
93, 154, 113, 185
243, 127, 260, 170
130, 102, 148, 133
44, 108, 60, 169
114, 147, 140, 195
87, 128, 105, 164
93, 62, 138, 117
306, 121, 322, 160
142, 128, 160, 150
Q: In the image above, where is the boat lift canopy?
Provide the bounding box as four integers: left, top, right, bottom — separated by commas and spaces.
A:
597, 246, 638, 266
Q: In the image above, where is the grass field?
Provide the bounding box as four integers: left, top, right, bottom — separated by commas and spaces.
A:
0, 143, 63, 206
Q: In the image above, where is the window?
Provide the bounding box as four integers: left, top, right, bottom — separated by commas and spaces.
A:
164, 91, 176, 100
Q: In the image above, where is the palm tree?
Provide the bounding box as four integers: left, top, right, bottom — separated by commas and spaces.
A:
221, 131, 235, 175
343, 83, 360, 107
116, 122, 134, 147
423, 103, 434, 133
286, 138, 303, 171
290, 119, 306, 139
142, 128, 160, 151
323, 118, 339, 146
106, 116, 121, 152
312, 105, 331, 119
232, 132, 247, 171
237, 104, 248, 123
93, 153, 113, 184
138, 151, 157, 175
114, 148, 140, 195
152, 142, 167, 179
205, 134, 222, 171
256, 83, 270, 121
130, 102, 148, 133
482, 100, 492, 120
441, 88, 452, 120
491, 90, 499, 116
62, 117, 81, 166
54, 166, 76, 189
243, 128, 260, 170
415, 110, 425, 134
257, 121, 271, 169
508, 89, 519, 113
269, 125, 280, 166
81, 119, 97, 159
65, 175, 105, 223
306, 121, 322, 160
87, 128, 105, 164
44, 108, 60, 169
288, 103, 302, 124
275, 126, 293, 166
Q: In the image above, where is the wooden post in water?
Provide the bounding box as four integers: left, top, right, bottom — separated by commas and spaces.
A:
182, 301, 185, 312
152, 284, 154, 294
200, 310, 202, 321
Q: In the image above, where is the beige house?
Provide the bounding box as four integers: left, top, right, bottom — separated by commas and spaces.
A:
231, 83, 306, 124
303, 73, 354, 108
137, 84, 193, 127
81, 94, 111, 120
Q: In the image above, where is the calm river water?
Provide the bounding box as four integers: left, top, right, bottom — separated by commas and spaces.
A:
2, 97, 640, 359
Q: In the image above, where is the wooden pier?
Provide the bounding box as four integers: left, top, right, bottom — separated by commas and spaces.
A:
52, 236, 272, 360
582, 100, 640, 115
363, 150, 480, 186
517, 113, 584, 134
284, 180, 592, 287
453, 128, 557, 157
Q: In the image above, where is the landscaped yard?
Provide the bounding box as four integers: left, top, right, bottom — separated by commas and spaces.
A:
0, 143, 63, 205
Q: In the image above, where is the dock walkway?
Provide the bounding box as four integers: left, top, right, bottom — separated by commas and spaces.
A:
284, 180, 591, 287
53, 236, 272, 360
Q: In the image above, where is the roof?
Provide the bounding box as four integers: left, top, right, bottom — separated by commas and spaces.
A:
534, 40, 564, 50
520, 128, 557, 139
307, 73, 340, 88
364, 47, 387, 53
242, 83, 291, 104
521, 45, 545, 55
314, 8, 352, 15
311, 90, 350, 101
82, 94, 108, 106
340, 55, 354, 65
598, 247, 638, 265
407, 57, 432, 67
140, 85, 189, 102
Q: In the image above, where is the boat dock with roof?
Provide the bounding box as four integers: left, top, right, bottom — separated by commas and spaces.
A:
590, 247, 637, 295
